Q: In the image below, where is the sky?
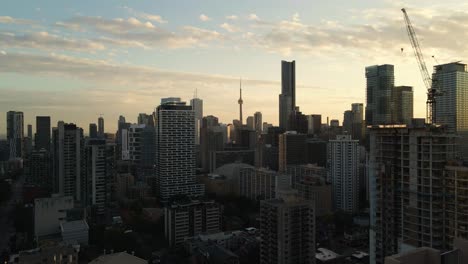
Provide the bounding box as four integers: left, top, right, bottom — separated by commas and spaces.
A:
1, 0, 468, 136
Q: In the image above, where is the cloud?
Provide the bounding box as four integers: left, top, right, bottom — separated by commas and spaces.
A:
226, 15, 238, 20
220, 23, 240, 33
0, 16, 35, 25
0, 50, 6, 55
120, 6, 168, 24
199, 14, 211, 21
248, 14, 260, 21
0, 31, 106, 52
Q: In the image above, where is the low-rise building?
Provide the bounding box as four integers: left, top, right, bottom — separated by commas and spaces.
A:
34, 196, 74, 239
60, 220, 89, 245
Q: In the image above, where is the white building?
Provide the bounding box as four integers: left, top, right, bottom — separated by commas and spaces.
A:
155, 98, 204, 201
328, 135, 360, 213
34, 196, 74, 238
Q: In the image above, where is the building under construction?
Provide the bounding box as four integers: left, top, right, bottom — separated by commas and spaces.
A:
368, 123, 459, 264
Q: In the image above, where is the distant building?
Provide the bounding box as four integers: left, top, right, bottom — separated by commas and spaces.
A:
35, 116, 51, 152
279, 60, 296, 131
254, 112, 263, 134
246, 116, 254, 130
365, 64, 394, 125
165, 199, 221, 246
307, 114, 322, 135
124, 124, 155, 177
115, 173, 135, 200
305, 138, 327, 167
209, 149, 255, 172
289, 107, 308, 134
238, 167, 286, 200
26, 149, 51, 190
200, 116, 224, 172
137, 113, 154, 127
190, 97, 203, 145
89, 123, 97, 138
260, 196, 315, 264
52, 122, 84, 201
393, 86, 413, 124
34, 195, 74, 238
155, 99, 205, 201
83, 139, 110, 215
98, 116, 104, 138
288, 164, 331, 216
7, 111, 24, 159
15, 242, 80, 264
279, 131, 307, 172
328, 135, 360, 213
433, 62, 468, 158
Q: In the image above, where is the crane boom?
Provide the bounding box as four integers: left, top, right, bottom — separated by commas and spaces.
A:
401, 8, 437, 124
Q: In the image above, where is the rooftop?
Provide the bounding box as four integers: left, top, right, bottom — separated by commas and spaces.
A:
88, 252, 147, 264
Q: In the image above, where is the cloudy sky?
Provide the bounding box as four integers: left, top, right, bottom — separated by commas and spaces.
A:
1, 0, 467, 135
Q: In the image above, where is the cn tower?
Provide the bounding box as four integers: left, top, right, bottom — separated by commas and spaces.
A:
238, 78, 243, 125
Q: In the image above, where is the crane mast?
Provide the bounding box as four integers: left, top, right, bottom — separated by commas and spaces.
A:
401, 8, 438, 124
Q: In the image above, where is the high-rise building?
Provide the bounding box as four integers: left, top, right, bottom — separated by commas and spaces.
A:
238, 167, 285, 200
393, 86, 413, 124
25, 124, 33, 157
7, 111, 24, 159
287, 164, 332, 217
98, 116, 104, 138
343, 110, 353, 134
351, 103, 364, 141
124, 124, 155, 177
89, 123, 97, 138
35, 116, 51, 151
365, 64, 395, 125
246, 116, 254, 130
328, 135, 360, 213
27, 149, 52, 190
52, 122, 84, 201
279, 60, 296, 131
190, 97, 203, 145
238, 81, 244, 125
164, 199, 221, 246
278, 131, 307, 172
307, 114, 322, 135
200, 116, 224, 172
433, 62, 468, 158
137, 113, 154, 127
368, 125, 457, 264
155, 98, 204, 201
260, 196, 315, 264
289, 107, 308, 134
83, 139, 109, 215
254, 112, 263, 134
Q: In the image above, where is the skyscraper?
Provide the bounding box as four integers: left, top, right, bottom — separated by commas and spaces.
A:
7, 111, 24, 159
279, 60, 296, 131
365, 64, 395, 125
307, 114, 322, 135
328, 135, 360, 213
200, 116, 224, 172
83, 139, 109, 215
260, 196, 315, 264
52, 122, 83, 201
190, 97, 203, 145
155, 98, 204, 201
278, 131, 307, 172
98, 116, 104, 138
393, 86, 413, 124
289, 107, 308, 134
254, 112, 262, 134
27, 124, 32, 139
35, 116, 51, 151
433, 62, 468, 158
246, 116, 254, 130
89, 123, 97, 138
351, 103, 364, 141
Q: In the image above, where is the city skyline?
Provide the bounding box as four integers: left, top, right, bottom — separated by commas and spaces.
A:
1, 0, 468, 135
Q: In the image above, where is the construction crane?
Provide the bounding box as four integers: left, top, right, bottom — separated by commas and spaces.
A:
401, 8, 440, 124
